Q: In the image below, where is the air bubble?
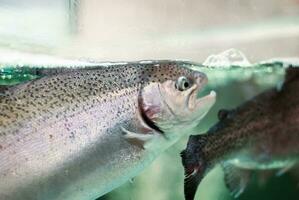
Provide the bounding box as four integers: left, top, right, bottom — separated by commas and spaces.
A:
203, 48, 251, 68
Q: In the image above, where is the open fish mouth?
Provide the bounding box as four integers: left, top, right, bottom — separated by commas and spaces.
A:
188, 86, 216, 111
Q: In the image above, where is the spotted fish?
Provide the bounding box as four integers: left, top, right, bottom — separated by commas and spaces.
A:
0, 60, 216, 200
181, 66, 299, 200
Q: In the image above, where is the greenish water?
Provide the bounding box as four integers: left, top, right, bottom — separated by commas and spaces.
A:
0, 66, 39, 85
1, 62, 298, 200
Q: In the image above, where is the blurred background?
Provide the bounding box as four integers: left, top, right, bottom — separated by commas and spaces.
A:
0, 0, 299, 200
0, 0, 299, 62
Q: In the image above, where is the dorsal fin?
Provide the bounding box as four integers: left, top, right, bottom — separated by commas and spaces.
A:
222, 162, 252, 198
279, 65, 299, 92
284, 65, 299, 85
0, 81, 33, 96
4, 66, 84, 77
0, 66, 91, 95
0, 67, 45, 96
1, 65, 106, 79
31, 67, 97, 76
0, 85, 10, 95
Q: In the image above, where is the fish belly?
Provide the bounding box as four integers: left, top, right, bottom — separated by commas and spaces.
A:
0, 97, 155, 200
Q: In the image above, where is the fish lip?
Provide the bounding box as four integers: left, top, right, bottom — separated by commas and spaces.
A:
187, 81, 216, 111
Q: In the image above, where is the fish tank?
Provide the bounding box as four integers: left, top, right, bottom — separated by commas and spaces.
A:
0, 0, 299, 200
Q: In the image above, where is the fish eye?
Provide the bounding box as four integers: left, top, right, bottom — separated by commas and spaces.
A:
175, 76, 191, 91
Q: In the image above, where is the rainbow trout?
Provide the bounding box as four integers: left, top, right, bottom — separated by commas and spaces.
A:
181, 66, 299, 200
0, 61, 216, 200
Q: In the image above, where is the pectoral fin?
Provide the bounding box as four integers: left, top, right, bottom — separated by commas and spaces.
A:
276, 161, 297, 176
121, 127, 157, 149
0, 85, 9, 95
222, 163, 252, 198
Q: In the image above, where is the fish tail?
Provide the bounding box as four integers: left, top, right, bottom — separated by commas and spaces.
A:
181, 134, 210, 200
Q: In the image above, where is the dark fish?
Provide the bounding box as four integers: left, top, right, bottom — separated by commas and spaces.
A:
181, 66, 299, 200
0, 60, 216, 200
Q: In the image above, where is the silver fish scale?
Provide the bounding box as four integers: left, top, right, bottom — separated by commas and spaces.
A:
0, 61, 200, 200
